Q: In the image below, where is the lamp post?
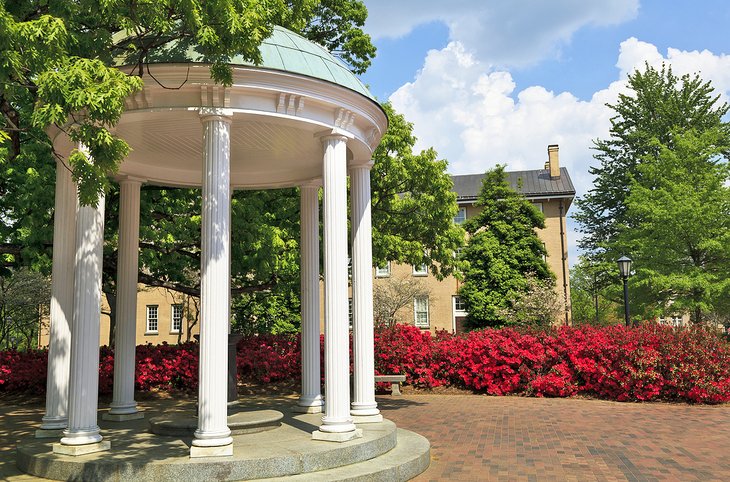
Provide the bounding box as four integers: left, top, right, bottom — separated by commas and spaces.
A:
617, 256, 632, 327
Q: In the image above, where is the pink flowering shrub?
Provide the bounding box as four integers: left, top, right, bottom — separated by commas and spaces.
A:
1, 324, 728, 404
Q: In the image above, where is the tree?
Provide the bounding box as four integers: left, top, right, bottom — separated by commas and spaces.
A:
569, 257, 622, 326
458, 165, 553, 329
373, 275, 431, 329
574, 64, 730, 259
0, 268, 50, 350
298, 0, 375, 74
573, 64, 730, 323
621, 128, 730, 323
371, 103, 465, 279
499, 274, 562, 329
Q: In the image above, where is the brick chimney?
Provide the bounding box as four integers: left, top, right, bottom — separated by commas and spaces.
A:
547, 144, 560, 180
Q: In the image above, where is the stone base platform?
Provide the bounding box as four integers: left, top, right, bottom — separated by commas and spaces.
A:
149, 409, 284, 437
17, 409, 429, 481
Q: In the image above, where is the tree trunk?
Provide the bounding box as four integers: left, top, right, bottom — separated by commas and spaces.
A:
694, 306, 703, 325
106, 289, 117, 347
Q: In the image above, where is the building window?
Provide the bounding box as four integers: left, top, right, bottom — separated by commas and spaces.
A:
453, 207, 467, 224
453, 296, 467, 312
171, 304, 183, 333
375, 262, 391, 278
146, 305, 159, 334
348, 297, 353, 329
412, 263, 428, 276
532, 202, 544, 213
414, 296, 429, 328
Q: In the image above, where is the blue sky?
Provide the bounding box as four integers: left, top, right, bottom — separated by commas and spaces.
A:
357, 0, 730, 265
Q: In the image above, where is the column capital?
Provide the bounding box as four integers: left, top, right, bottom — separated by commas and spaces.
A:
315, 128, 353, 143
116, 175, 146, 186
348, 160, 375, 171
199, 107, 234, 124
300, 178, 323, 189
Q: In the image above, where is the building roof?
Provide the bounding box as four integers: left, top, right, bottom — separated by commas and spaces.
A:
115, 26, 374, 100
452, 167, 575, 202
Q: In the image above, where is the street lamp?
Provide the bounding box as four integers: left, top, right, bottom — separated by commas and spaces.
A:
617, 256, 632, 327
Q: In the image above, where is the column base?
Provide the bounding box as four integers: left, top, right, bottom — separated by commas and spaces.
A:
40, 416, 68, 431
190, 443, 233, 458
293, 404, 323, 414
35, 428, 65, 439
53, 440, 110, 456
312, 428, 363, 443
352, 414, 383, 424
102, 411, 145, 422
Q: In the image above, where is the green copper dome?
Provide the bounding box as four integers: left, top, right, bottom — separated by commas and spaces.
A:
121, 26, 374, 100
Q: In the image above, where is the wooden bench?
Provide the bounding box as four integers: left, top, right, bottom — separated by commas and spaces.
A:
374, 375, 406, 396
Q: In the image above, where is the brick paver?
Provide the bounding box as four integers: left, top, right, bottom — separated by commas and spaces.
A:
376, 394, 730, 481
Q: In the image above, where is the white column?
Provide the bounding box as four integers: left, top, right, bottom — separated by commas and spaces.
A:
37, 160, 76, 437
105, 178, 144, 421
192, 108, 234, 457
295, 181, 323, 413
313, 134, 361, 442
55, 185, 110, 455
349, 162, 382, 423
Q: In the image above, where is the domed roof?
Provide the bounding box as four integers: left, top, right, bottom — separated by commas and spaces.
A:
120, 26, 374, 100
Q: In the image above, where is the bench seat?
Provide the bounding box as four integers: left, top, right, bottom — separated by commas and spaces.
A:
374, 374, 406, 396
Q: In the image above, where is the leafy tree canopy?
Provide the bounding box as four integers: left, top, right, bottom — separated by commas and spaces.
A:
371, 103, 464, 280
0, 0, 375, 204
622, 127, 730, 323
573, 64, 730, 324
574, 64, 730, 257
458, 165, 553, 329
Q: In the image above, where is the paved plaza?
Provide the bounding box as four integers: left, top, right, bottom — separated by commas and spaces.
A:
1, 392, 729, 481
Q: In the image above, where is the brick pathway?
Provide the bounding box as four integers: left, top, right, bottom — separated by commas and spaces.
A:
376, 394, 730, 481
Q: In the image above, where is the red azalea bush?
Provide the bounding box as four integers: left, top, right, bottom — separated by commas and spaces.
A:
1, 323, 729, 404
236, 333, 301, 383
373, 323, 730, 403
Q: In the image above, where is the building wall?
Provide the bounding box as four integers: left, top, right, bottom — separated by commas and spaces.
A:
350, 196, 573, 334
537, 199, 572, 325
39, 286, 201, 348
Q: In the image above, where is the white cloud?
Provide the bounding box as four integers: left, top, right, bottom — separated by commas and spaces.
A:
388, 38, 730, 262
363, 0, 638, 66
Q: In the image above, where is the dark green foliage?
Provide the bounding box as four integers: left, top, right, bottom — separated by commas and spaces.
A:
458, 165, 553, 328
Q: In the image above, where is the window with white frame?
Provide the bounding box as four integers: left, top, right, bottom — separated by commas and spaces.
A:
348, 297, 353, 329
375, 262, 391, 278
414, 296, 429, 328
532, 202, 544, 213
453, 207, 467, 224
453, 296, 467, 312
171, 304, 183, 333
412, 263, 428, 276
146, 305, 159, 334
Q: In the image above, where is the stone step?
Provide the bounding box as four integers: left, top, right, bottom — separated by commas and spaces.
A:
259, 429, 430, 482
